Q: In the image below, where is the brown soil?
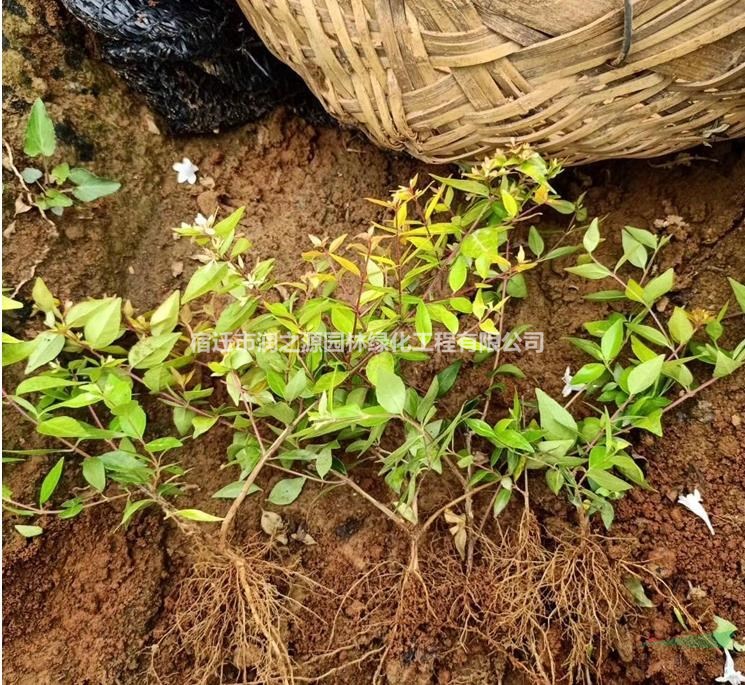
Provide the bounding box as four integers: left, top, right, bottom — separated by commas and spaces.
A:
3, 2, 744, 684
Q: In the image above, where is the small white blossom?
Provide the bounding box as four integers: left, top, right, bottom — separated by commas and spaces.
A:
180, 213, 213, 230
562, 366, 584, 397
677, 488, 715, 535
172, 157, 198, 184
716, 650, 745, 685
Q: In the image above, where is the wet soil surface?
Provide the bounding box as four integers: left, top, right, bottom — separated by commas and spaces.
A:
2, 2, 744, 684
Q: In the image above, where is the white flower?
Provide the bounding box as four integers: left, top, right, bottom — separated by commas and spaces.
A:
562, 366, 584, 397
677, 488, 714, 535
179, 213, 214, 231
716, 650, 745, 685
172, 157, 198, 184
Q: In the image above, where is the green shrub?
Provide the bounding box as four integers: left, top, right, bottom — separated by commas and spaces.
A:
3, 148, 744, 537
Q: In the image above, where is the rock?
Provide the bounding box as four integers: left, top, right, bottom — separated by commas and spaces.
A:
197, 190, 219, 216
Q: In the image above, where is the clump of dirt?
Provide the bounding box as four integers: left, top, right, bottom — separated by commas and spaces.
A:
3, 507, 167, 684
3, 2, 745, 684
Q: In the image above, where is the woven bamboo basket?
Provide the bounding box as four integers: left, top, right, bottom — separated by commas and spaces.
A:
236, 0, 745, 164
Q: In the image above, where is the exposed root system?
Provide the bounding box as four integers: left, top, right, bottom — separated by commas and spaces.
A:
150, 540, 299, 685
426, 502, 665, 684
543, 526, 635, 683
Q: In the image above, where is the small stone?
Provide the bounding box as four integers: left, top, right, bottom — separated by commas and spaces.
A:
171, 261, 184, 278
144, 113, 160, 135
197, 190, 219, 216
732, 414, 742, 427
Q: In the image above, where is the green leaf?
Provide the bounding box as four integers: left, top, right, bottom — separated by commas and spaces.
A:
82, 457, 106, 491
500, 187, 518, 216
128, 332, 180, 369
145, 437, 183, 452
628, 323, 669, 348
506, 273, 527, 298
15, 524, 43, 538
492, 428, 534, 452
59, 499, 84, 519
284, 369, 307, 402
448, 256, 467, 292
582, 218, 600, 253
712, 616, 738, 650
436, 360, 462, 397
375, 369, 406, 414
50, 162, 69, 184
627, 355, 664, 395
543, 245, 579, 261
121, 499, 154, 526
1, 340, 34, 366
68, 168, 120, 202
624, 577, 655, 608
15, 376, 77, 395
546, 469, 564, 495
415, 301, 432, 346
150, 291, 180, 336
572, 363, 606, 385
624, 279, 646, 303
643, 268, 674, 303
175, 508, 223, 522
331, 305, 355, 334
461, 227, 504, 260
431, 175, 490, 197
535, 389, 577, 441
26, 331, 65, 373
192, 415, 218, 438
625, 226, 658, 249
586, 468, 632, 492
714, 350, 742, 379
212, 481, 260, 499
527, 226, 544, 257
584, 289, 626, 302
215, 299, 257, 335
495, 363, 526, 379
268, 477, 305, 506
311, 370, 349, 393
31, 277, 56, 313
565, 263, 611, 280
115, 400, 147, 439
2, 294, 23, 311
728, 278, 745, 313
66, 299, 108, 327
492, 487, 512, 517
23, 99, 56, 157
316, 448, 332, 478
84, 297, 121, 348
37, 416, 88, 438
547, 198, 575, 214
621, 229, 647, 268
99, 450, 147, 472
21, 167, 42, 183
39, 457, 64, 505
600, 318, 624, 362
668, 307, 693, 344
213, 207, 246, 238
466, 418, 496, 439
183, 261, 229, 303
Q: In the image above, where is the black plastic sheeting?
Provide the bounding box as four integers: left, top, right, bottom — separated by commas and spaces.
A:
59, 0, 328, 134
